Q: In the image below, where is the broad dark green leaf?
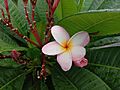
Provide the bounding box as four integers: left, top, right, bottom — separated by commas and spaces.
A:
0, 0, 28, 35
0, 30, 18, 47
81, 0, 120, 11
88, 35, 120, 48
22, 74, 48, 90
87, 47, 120, 89
55, 0, 120, 20
55, 0, 77, 20
0, 30, 27, 53
0, 67, 25, 90
0, 58, 20, 68
52, 66, 111, 90
58, 11, 120, 36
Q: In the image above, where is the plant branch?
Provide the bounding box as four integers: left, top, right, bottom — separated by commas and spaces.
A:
40, 0, 60, 80
23, 0, 42, 47
4, 0, 10, 22
0, 18, 40, 48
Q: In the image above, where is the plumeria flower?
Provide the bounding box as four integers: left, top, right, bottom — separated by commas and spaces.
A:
42, 25, 90, 71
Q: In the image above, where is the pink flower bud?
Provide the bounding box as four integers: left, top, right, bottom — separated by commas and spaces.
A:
11, 50, 21, 61
73, 58, 88, 68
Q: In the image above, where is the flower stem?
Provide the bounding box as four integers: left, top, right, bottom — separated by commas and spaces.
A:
40, 0, 60, 80
0, 8, 5, 18
0, 18, 40, 48
0, 55, 11, 59
4, 0, 10, 22
23, 3, 42, 47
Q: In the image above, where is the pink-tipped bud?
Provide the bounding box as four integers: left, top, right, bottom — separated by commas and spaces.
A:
73, 58, 88, 68
11, 50, 21, 61
23, 0, 28, 6
30, 0, 37, 7
51, 0, 60, 15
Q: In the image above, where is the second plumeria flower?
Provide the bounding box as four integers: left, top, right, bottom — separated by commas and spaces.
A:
42, 25, 90, 71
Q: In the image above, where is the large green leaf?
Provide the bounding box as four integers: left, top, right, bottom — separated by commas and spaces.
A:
0, 22, 27, 45
0, 29, 27, 53
0, 67, 25, 90
81, 0, 120, 11
55, 0, 120, 20
0, 58, 20, 68
87, 46, 120, 89
88, 35, 120, 48
0, 38, 27, 53
0, 0, 28, 35
55, 0, 77, 20
58, 11, 120, 36
0, 29, 18, 47
52, 66, 111, 90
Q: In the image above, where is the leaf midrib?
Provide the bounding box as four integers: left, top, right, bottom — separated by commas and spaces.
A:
89, 63, 120, 70
85, 14, 120, 31
57, 68, 78, 90
0, 72, 25, 89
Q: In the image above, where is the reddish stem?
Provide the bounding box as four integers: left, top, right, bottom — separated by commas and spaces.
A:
40, 53, 46, 80
0, 55, 11, 59
39, 0, 56, 80
24, 5, 42, 47
0, 8, 5, 18
4, 0, 10, 21
51, 0, 60, 16
1, 19, 40, 48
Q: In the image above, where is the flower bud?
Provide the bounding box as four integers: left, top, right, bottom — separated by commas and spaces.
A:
23, 0, 28, 6
11, 49, 21, 61
30, 0, 37, 7
73, 58, 88, 68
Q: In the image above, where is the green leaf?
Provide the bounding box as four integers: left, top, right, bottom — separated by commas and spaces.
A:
0, 58, 20, 68
0, 22, 27, 45
87, 47, 120, 89
0, 30, 18, 47
88, 35, 120, 48
55, 0, 120, 20
81, 0, 120, 11
0, 67, 25, 90
55, 0, 77, 20
22, 73, 48, 90
58, 11, 120, 36
0, 0, 28, 35
52, 66, 111, 90
0, 30, 27, 53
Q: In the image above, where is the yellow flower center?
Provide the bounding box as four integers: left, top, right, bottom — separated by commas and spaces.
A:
62, 41, 73, 52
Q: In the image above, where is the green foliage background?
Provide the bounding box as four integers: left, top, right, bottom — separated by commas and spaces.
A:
0, 0, 120, 90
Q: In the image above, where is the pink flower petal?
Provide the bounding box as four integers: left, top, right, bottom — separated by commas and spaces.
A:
73, 58, 88, 68
42, 41, 65, 55
51, 25, 70, 47
71, 46, 86, 61
57, 51, 72, 71
68, 31, 90, 47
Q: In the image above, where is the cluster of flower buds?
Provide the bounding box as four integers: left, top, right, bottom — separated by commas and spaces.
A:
11, 50, 27, 65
